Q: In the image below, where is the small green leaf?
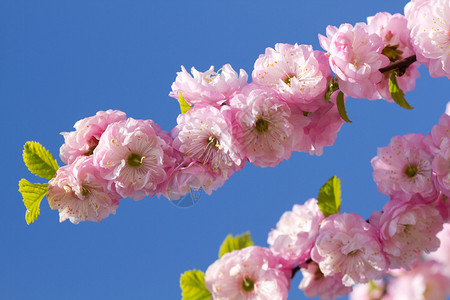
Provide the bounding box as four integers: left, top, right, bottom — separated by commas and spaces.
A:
389, 72, 413, 110
19, 179, 48, 225
23, 141, 59, 179
219, 232, 253, 258
336, 91, 352, 123
325, 77, 339, 102
180, 270, 211, 300
317, 176, 342, 217
178, 92, 192, 114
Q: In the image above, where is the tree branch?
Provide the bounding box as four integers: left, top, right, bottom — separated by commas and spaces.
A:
379, 55, 417, 75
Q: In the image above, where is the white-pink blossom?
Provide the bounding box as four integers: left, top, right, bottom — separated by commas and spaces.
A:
311, 213, 387, 286
319, 23, 390, 99
204, 246, 290, 300
252, 43, 331, 112
406, 0, 450, 78
349, 280, 386, 300
47, 156, 120, 224
94, 118, 175, 200
425, 222, 450, 277
229, 84, 294, 168
172, 105, 242, 177
162, 161, 227, 201
301, 91, 345, 156
169, 64, 248, 105
367, 12, 420, 102
371, 133, 436, 201
59, 110, 127, 164
369, 197, 444, 269
299, 261, 352, 300
267, 198, 324, 268
386, 260, 450, 300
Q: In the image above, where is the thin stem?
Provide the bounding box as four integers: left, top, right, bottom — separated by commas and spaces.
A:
379, 55, 417, 74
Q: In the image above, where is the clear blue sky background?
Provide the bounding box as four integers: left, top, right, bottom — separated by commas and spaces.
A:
1, 0, 448, 299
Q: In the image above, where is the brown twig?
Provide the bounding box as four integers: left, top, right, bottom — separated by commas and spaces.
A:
379, 55, 417, 75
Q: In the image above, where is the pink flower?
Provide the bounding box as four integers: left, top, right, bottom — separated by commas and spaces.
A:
406, 0, 450, 78
386, 260, 450, 300
267, 198, 324, 268
162, 161, 227, 201
371, 133, 436, 201
229, 84, 294, 168
169, 64, 248, 105
319, 23, 390, 99
425, 222, 450, 277
172, 105, 242, 177
59, 110, 127, 164
94, 118, 175, 200
301, 91, 345, 156
204, 246, 290, 300
252, 43, 331, 112
349, 280, 386, 300
367, 12, 420, 102
47, 156, 120, 224
369, 197, 444, 269
299, 261, 352, 300
311, 213, 387, 286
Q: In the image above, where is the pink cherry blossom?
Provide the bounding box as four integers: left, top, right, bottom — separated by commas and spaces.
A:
386, 260, 450, 300
204, 246, 290, 300
319, 23, 390, 99
252, 43, 331, 112
169, 64, 248, 105
369, 197, 444, 269
172, 105, 242, 177
406, 0, 450, 78
349, 280, 386, 300
367, 12, 420, 102
371, 133, 436, 201
298, 261, 352, 300
267, 198, 324, 268
311, 213, 387, 287
425, 222, 450, 277
428, 113, 450, 197
59, 110, 127, 164
301, 91, 345, 156
162, 161, 227, 201
94, 118, 175, 200
47, 156, 120, 224
229, 84, 294, 168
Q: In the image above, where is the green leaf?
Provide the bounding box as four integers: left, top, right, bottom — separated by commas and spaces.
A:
317, 176, 342, 217
19, 179, 48, 225
336, 91, 352, 123
218, 232, 253, 258
23, 141, 59, 179
178, 92, 192, 114
389, 72, 413, 110
180, 270, 211, 300
325, 77, 339, 102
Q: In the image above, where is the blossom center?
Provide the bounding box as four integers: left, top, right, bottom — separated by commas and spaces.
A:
283, 74, 295, 86
81, 186, 89, 197
255, 118, 269, 133
404, 164, 418, 178
241, 276, 255, 292
348, 250, 359, 256
127, 153, 144, 167
206, 136, 219, 149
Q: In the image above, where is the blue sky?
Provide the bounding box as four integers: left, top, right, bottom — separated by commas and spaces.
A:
1, 0, 449, 299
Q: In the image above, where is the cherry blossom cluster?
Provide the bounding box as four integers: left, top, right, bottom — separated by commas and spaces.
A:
350, 223, 450, 300
44, 0, 448, 228
200, 108, 450, 299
